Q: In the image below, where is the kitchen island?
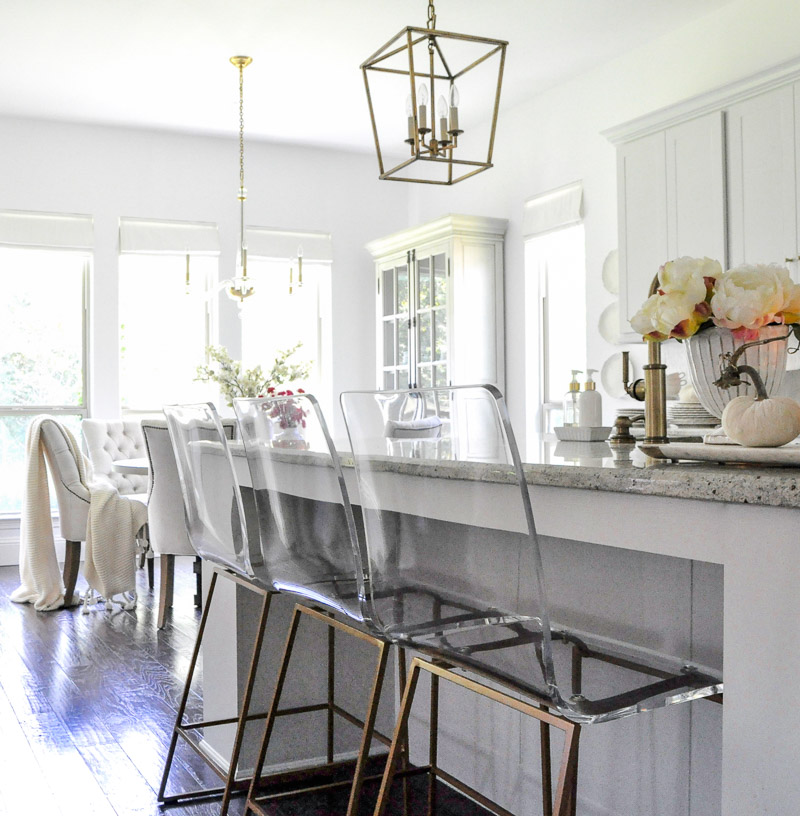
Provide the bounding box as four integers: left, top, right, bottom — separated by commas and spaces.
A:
203, 437, 798, 816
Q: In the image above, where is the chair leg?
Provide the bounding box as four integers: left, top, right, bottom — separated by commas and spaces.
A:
158, 572, 273, 816
244, 604, 391, 816
193, 556, 203, 609
157, 554, 175, 630
62, 541, 81, 607
540, 707, 553, 816
158, 570, 218, 802
147, 552, 155, 590
372, 658, 581, 816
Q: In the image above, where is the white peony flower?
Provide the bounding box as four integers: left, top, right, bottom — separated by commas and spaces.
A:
630, 290, 704, 340
659, 256, 720, 302
711, 264, 793, 331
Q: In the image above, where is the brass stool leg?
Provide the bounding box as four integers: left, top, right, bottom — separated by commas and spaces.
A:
245, 604, 392, 816
372, 658, 582, 816
428, 670, 439, 814
540, 706, 553, 816
219, 589, 272, 816
244, 605, 305, 811
158, 570, 218, 801
328, 621, 336, 763
373, 659, 423, 816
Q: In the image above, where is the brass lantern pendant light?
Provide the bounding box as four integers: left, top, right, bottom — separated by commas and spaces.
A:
228, 55, 255, 302
361, 1, 507, 185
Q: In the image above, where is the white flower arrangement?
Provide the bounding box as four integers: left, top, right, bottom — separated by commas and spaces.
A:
631, 257, 800, 342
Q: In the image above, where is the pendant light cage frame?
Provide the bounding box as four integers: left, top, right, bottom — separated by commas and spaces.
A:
361, 26, 507, 185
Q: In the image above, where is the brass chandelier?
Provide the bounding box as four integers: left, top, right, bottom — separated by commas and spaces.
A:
226, 55, 255, 303
361, 1, 507, 185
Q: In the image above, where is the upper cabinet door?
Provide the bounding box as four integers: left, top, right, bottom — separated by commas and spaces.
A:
727, 85, 797, 269
665, 111, 727, 266
617, 131, 668, 341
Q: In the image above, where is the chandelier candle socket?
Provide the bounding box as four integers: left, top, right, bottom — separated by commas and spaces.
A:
361, 0, 507, 185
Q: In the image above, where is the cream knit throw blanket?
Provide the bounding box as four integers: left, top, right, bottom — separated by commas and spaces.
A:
11, 416, 147, 611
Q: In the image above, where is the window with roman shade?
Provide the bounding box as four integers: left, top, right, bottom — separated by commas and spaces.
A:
241, 228, 333, 416
523, 182, 587, 435
0, 209, 93, 514
118, 217, 220, 411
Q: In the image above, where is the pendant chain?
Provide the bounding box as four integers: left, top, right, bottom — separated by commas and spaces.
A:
239, 65, 245, 192
427, 0, 436, 30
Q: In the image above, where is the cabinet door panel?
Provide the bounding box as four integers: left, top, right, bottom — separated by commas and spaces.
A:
618, 132, 668, 341
727, 85, 797, 269
665, 111, 726, 265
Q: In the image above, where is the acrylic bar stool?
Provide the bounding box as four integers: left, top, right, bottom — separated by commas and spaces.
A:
159, 403, 274, 815
235, 393, 397, 816
341, 385, 723, 816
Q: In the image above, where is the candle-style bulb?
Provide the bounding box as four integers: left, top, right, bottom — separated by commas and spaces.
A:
297, 244, 303, 259
418, 84, 429, 106
437, 95, 448, 119
449, 84, 459, 107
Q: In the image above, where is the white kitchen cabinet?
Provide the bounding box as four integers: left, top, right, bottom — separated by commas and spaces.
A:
366, 214, 506, 391
616, 111, 726, 341
727, 85, 797, 270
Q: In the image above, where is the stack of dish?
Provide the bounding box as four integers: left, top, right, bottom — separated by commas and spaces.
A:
667, 401, 718, 427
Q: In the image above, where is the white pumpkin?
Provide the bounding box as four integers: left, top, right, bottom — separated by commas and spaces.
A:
721, 394, 800, 447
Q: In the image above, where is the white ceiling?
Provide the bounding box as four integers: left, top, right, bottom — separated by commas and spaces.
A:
0, 0, 734, 151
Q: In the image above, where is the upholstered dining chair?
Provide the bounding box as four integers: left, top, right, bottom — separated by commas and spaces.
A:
141, 417, 236, 629
341, 384, 723, 816
81, 418, 152, 585
39, 418, 91, 606
234, 393, 396, 816
160, 402, 271, 816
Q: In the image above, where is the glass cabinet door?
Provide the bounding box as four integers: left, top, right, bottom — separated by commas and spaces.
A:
414, 249, 448, 389
380, 258, 411, 389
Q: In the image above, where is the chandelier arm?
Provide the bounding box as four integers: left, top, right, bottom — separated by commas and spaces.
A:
452, 44, 505, 80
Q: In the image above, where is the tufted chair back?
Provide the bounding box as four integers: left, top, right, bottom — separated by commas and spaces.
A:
81, 419, 148, 495
40, 419, 91, 542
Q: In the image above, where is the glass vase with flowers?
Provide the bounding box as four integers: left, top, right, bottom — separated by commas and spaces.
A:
630, 258, 800, 418
268, 390, 309, 449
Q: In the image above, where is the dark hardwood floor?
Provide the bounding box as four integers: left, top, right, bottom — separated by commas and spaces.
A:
0, 558, 489, 816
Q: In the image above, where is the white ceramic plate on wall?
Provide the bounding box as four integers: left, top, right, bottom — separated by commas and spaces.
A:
598, 302, 620, 344
601, 249, 619, 295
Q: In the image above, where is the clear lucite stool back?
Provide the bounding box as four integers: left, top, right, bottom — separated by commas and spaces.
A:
341, 385, 556, 695
164, 402, 261, 583
234, 393, 367, 621
341, 385, 723, 724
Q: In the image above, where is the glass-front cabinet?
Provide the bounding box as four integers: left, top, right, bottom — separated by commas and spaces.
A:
368, 214, 506, 392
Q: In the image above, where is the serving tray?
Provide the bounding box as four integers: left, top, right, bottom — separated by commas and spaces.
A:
641, 441, 800, 466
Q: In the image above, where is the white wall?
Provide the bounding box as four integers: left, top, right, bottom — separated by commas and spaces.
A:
0, 116, 408, 435
408, 0, 800, 448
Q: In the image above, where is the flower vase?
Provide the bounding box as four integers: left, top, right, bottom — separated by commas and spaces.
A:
272, 423, 308, 450
684, 324, 789, 418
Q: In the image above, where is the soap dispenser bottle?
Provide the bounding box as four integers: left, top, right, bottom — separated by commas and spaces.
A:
563, 370, 582, 426
578, 368, 602, 427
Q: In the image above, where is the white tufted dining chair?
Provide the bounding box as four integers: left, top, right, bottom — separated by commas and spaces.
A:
81, 419, 151, 585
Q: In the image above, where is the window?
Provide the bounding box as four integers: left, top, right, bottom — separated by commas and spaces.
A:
240, 229, 333, 417
240, 259, 331, 409
523, 183, 586, 438
0, 246, 89, 514
118, 218, 219, 412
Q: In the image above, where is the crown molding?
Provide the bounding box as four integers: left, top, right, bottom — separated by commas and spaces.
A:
603, 56, 800, 145
366, 213, 508, 259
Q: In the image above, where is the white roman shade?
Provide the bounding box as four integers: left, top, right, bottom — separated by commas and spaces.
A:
0, 209, 93, 250
522, 181, 583, 238
245, 227, 332, 262
119, 217, 220, 255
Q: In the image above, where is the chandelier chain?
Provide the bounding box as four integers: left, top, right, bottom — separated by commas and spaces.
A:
426, 0, 436, 30
239, 64, 245, 190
